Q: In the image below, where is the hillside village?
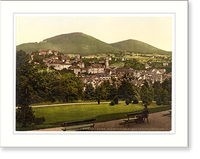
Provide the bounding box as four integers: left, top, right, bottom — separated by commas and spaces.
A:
30, 49, 172, 91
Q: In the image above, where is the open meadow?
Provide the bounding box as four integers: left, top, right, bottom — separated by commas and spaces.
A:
16, 102, 171, 131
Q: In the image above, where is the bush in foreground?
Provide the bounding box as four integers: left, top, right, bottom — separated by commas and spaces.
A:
110, 101, 115, 106
125, 98, 130, 105
113, 96, 118, 104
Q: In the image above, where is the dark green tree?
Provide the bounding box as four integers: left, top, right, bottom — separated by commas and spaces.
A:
113, 95, 118, 104
132, 96, 139, 104
109, 84, 118, 100
118, 80, 135, 100
155, 93, 162, 105
85, 83, 95, 100
58, 73, 83, 102
140, 85, 152, 105
100, 85, 108, 100
125, 98, 130, 105
161, 78, 172, 101
16, 50, 36, 127
161, 89, 169, 105
95, 86, 102, 104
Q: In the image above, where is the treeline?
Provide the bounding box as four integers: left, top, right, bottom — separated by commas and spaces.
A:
16, 50, 83, 106
16, 50, 83, 127
82, 75, 172, 106
123, 58, 145, 70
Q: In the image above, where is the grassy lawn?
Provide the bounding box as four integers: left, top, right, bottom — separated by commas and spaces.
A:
110, 61, 125, 67
16, 102, 171, 131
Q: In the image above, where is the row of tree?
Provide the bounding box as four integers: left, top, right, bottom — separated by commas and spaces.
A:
16, 50, 83, 127
17, 51, 84, 105
84, 76, 171, 106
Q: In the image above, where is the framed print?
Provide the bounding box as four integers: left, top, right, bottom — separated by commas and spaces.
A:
0, 0, 188, 147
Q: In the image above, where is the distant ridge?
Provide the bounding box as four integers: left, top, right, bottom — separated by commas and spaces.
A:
16, 32, 171, 55
110, 39, 171, 54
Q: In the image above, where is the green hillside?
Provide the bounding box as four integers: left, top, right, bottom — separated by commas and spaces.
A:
16, 32, 121, 55
16, 33, 171, 55
110, 39, 171, 55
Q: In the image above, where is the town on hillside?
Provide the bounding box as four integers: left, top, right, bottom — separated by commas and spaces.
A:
30, 49, 172, 91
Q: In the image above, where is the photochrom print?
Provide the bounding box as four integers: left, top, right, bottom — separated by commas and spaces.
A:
15, 14, 173, 132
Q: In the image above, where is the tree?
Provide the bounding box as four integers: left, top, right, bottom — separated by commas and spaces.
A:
118, 80, 135, 100
143, 80, 149, 89
132, 96, 139, 104
161, 89, 169, 105
95, 86, 102, 104
153, 81, 170, 105
140, 85, 152, 105
58, 56, 62, 61
124, 58, 145, 70
125, 98, 130, 105
113, 96, 118, 104
58, 73, 83, 102
155, 94, 162, 105
109, 100, 115, 106
102, 80, 111, 100
109, 83, 118, 100
162, 78, 172, 101
16, 104, 35, 127
100, 85, 108, 100
85, 83, 95, 100
16, 50, 36, 127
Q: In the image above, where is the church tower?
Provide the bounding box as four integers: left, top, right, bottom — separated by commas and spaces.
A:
105, 55, 109, 69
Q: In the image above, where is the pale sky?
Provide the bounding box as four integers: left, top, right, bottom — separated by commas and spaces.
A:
16, 16, 172, 51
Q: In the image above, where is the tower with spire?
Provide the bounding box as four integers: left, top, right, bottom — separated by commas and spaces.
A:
105, 55, 109, 69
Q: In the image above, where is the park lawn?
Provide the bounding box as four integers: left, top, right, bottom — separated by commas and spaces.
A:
16, 102, 171, 131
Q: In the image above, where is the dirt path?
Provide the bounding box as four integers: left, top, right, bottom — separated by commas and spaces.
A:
94, 110, 171, 131
32, 110, 171, 131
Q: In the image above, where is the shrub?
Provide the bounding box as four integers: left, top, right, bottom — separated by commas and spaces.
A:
113, 96, 118, 104
128, 96, 133, 103
16, 106, 35, 127
125, 98, 130, 105
156, 96, 162, 105
109, 100, 115, 106
34, 117, 45, 125
30, 95, 44, 104
132, 97, 139, 104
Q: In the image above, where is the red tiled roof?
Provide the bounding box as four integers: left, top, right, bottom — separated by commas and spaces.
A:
51, 59, 62, 64
91, 64, 104, 68
69, 66, 80, 69
86, 66, 92, 69
90, 75, 98, 79
50, 55, 58, 58
61, 55, 70, 60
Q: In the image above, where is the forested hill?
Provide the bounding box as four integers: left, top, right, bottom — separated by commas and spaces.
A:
110, 39, 171, 55
16, 32, 171, 55
16, 32, 121, 55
